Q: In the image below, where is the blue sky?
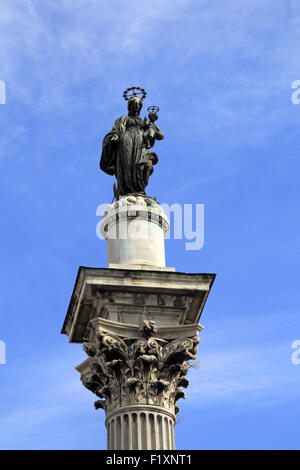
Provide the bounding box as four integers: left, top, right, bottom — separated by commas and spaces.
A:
0, 0, 300, 450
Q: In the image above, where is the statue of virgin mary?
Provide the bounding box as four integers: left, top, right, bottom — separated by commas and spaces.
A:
100, 95, 164, 197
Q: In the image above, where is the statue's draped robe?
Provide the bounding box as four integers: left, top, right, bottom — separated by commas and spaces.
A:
100, 115, 163, 196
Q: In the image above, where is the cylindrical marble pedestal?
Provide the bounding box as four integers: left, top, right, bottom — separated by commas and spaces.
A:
100, 194, 169, 268
106, 405, 176, 450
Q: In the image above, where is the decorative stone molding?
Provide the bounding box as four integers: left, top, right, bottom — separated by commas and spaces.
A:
62, 267, 215, 344
100, 194, 170, 239
76, 319, 200, 418
99, 195, 170, 268
63, 267, 215, 449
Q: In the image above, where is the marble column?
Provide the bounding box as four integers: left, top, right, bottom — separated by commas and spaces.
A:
105, 406, 175, 450
62, 197, 215, 449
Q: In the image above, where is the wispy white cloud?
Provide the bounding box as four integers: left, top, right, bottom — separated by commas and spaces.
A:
188, 346, 298, 405
0, 347, 105, 449
0, 1, 299, 108
186, 310, 300, 406
0, 0, 299, 175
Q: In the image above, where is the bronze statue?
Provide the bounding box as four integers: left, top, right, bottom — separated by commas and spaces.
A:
100, 88, 164, 198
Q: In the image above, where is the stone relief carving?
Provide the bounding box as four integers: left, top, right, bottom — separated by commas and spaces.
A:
100, 193, 170, 239
79, 320, 200, 416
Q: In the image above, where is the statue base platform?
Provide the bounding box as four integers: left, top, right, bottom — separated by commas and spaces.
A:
100, 195, 170, 269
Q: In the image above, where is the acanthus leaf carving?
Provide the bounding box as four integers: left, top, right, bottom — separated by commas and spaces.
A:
78, 320, 200, 415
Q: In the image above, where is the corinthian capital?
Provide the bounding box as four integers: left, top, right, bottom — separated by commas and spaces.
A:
76, 318, 200, 417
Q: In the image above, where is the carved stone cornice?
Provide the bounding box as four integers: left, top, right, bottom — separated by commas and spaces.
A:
61, 267, 215, 343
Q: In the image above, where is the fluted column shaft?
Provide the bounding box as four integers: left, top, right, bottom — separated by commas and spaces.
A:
106, 406, 175, 450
